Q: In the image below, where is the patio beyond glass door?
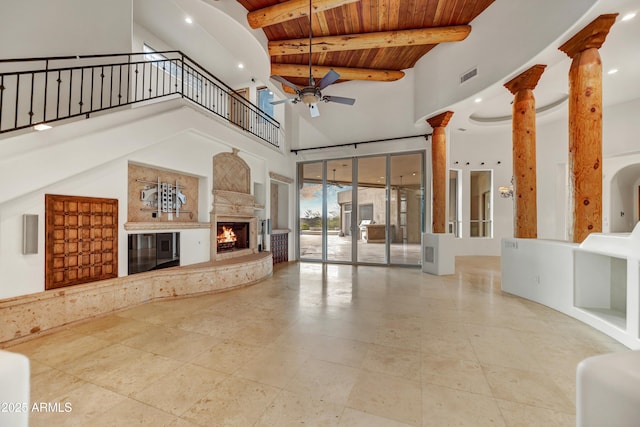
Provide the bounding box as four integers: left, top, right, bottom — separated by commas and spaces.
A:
299, 162, 323, 260
357, 156, 387, 264
390, 153, 423, 265
327, 159, 353, 262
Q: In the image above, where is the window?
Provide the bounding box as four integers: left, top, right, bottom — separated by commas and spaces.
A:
257, 87, 274, 118
469, 170, 492, 237
449, 169, 461, 237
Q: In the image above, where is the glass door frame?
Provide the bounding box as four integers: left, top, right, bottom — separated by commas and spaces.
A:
296, 150, 425, 267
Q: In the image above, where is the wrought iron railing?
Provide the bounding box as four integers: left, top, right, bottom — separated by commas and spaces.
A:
0, 51, 280, 147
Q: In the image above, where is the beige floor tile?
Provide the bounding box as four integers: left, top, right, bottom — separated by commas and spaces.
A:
7, 329, 110, 367
283, 358, 360, 405
13, 258, 628, 426
29, 367, 87, 403
29, 382, 126, 427
466, 324, 541, 371
422, 383, 506, 427
362, 344, 421, 381
338, 408, 414, 426
190, 338, 263, 374
347, 370, 422, 426
234, 346, 310, 388
271, 331, 371, 367
121, 325, 218, 362
165, 418, 202, 427
497, 399, 575, 427
374, 326, 422, 351
57, 343, 150, 383
483, 364, 574, 413
174, 311, 244, 339
132, 363, 228, 416
71, 315, 152, 342
421, 354, 491, 395
83, 398, 176, 427
421, 333, 477, 361
232, 319, 289, 346
256, 389, 344, 426
182, 376, 279, 426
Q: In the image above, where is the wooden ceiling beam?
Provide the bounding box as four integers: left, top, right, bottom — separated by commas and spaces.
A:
247, 0, 360, 29
271, 63, 405, 82
268, 25, 471, 56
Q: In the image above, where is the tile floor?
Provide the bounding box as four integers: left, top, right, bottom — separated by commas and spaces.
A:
6, 256, 627, 426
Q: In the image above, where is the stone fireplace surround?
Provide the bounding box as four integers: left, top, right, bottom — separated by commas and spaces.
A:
209, 149, 259, 261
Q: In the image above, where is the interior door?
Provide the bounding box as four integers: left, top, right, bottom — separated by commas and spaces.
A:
229, 88, 248, 128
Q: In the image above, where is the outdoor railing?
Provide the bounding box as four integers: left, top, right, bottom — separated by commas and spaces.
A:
0, 51, 280, 147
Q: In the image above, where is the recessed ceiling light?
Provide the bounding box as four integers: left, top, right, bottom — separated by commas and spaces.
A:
622, 12, 636, 21
238, 63, 244, 69
474, 98, 482, 103
608, 68, 619, 75
34, 123, 52, 131
412, 172, 416, 176
185, 17, 193, 24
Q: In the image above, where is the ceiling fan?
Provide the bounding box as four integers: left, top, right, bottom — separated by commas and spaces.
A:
270, 0, 356, 117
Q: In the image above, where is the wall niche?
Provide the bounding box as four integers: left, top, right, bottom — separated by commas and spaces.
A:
128, 163, 199, 223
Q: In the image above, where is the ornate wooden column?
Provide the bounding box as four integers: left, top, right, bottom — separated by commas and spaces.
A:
504, 64, 546, 238
559, 14, 617, 243
427, 111, 454, 233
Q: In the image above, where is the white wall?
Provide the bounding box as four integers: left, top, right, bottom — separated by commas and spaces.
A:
0, 0, 132, 59
0, 101, 293, 299
448, 130, 513, 255
413, 0, 596, 120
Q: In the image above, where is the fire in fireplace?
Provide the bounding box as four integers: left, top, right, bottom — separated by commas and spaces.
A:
216, 222, 249, 252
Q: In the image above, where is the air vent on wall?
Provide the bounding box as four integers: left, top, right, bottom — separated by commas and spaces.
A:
460, 67, 478, 84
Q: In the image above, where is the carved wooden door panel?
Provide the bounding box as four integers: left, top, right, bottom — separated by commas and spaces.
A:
45, 194, 118, 290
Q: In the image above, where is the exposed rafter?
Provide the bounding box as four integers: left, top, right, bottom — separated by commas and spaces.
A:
268, 25, 471, 56
247, 0, 360, 29
271, 63, 405, 82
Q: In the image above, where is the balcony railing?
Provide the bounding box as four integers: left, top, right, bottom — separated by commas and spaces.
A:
0, 51, 280, 147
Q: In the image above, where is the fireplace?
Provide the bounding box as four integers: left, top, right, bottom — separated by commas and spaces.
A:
217, 222, 250, 253
210, 149, 259, 261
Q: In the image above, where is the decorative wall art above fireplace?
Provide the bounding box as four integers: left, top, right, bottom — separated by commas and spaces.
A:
128, 163, 199, 223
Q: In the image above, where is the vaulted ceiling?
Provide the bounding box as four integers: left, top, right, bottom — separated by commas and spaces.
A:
235, 0, 495, 87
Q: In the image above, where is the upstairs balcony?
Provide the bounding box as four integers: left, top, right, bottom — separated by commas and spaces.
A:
0, 50, 280, 147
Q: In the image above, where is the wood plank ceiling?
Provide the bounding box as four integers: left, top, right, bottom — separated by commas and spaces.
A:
236, 0, 495, 87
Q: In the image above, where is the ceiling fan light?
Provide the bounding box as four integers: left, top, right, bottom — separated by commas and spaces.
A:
300, 92, 319, 105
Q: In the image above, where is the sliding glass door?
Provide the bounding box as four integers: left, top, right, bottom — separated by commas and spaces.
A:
390, 153, 423, 265
356, 156, 387, 264
327, 159, 353, 262
298, 162, 323, 260
298, 151, 424, 266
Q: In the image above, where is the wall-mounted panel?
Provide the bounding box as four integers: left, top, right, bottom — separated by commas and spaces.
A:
45, 194, 118, 290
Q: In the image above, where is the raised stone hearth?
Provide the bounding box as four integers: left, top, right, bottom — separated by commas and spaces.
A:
0, 252, 272, 346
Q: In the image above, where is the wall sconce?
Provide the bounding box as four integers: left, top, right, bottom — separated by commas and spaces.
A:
499, 179, 514, 199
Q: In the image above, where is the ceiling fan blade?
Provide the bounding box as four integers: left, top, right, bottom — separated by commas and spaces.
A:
315, 70, 340, 90
270, 75, 301, 92
270, 98, 296, 105
309, 103, 320, 118
323, 95, 356, 106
